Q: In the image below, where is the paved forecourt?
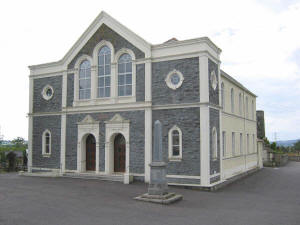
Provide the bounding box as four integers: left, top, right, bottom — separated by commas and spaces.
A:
0, 162, 300, 225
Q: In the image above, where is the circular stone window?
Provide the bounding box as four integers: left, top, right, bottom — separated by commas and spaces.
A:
211, 70, 218, 90
42, 85, 54, 100
165, 69, 184, 90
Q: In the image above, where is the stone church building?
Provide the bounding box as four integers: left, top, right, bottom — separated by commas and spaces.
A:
28, 11, 261, 187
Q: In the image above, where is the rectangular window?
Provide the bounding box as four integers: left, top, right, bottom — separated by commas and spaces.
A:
239, 94, 242, 115
240, 133, 243, 155
222, 131, 226, 158
232, 132, 235, 156
247, 134, 249, 154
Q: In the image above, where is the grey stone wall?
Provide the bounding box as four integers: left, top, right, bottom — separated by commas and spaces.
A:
66, 111, 145, 173
67, 74, 74, 107
209, 108, 220, 175
136, 64, 145, 102
32, 115, 61, 169
33, 76, 62, 113
208, 58, 219, 105
152, 108, 200, 176
68, 24, 145, 69
152, 57, 199, 105
167, 177, 200, 185
256, 110, 265, 139
210, 175, 220, 184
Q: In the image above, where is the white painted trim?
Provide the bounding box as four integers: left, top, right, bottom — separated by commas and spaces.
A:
144, 108, 152, 183
145, 60, 152, 101
168, 125, 182, 161
62, 72, 67, 108
60, 114, 66, 173
105, 114, 130, 177
165, 69, 184, 90
42, 129, 51, 156
28, 116, 33, 172
77, 115, 100, 173
167, 175, 200, 179
200, 106, 210, 186
41, 85, 54, 101
199, 56, 209, 103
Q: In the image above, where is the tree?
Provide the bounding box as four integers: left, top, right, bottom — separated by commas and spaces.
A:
293, 140, 300, 153
11, 137, 26, 147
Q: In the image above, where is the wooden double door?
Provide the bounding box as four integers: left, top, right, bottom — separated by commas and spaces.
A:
114, 134, 126, 173
86, 134, 96, 171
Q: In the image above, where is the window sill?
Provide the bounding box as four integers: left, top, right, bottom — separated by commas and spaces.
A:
42, 154, 51, 158
168, 157, 182, 162
73, 96, 136, 107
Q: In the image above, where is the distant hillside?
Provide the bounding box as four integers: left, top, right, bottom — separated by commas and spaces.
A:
275, 139, 300, 147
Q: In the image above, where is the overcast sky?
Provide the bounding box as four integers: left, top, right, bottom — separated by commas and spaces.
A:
0, 0, 299, 141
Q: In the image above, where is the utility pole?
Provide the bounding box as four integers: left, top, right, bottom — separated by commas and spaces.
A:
0, 126, 4, 143
274, 132, 277, 142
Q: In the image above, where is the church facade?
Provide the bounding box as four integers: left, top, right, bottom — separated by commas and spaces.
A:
28, 11, 261, 187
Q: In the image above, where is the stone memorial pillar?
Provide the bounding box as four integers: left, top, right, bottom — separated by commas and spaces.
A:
134, 120, 182, 204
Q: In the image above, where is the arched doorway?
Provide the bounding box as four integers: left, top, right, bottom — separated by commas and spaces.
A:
86, 134, 96, 171
114, 133, 126, 173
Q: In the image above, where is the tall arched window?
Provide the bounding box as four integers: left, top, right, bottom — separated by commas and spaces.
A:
231, 88, 234, 113
42, 130, 51, 156
79, 60, 91, 99
212, 127, 218, 160
168, 125, 182, 160
221, 82, 225, 110
98, 46, 111, 98
118, 53, 132, 96
239, 93, 242, 115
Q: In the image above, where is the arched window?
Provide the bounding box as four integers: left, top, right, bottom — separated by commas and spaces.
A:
98, 46, 111, 98
239, 93, 242, 115
168, 126, 182, 160
212, 127, 218, 160
231, 88, 234, 113
118, 53, 132, 96
42, 130, 51, 156
221, 82, 225, 110
246, 96, 249, 118
79, 60, 91, 99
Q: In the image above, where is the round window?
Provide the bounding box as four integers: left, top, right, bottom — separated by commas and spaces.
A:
42, 85, 54, 100
165, 69, 184, 90
170, 73, 180, 85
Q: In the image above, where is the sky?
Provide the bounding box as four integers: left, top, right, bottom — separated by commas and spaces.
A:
0, 0, 299, 141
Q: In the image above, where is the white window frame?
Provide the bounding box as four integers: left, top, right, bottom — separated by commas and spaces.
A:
222, 131, 226, 158
165, 69, 184, 90
240, 133, 243, 155
73, 54, 93, 104
42, 129, 51, 157
247, 134, 249, 154
239, 93, 242, 115
93, 40, 115, 99
212, 127, 218, 160
73, 42, 137, 107
168, 125, 182, 161
41, 85, 54, 101
114, 48, 136, 103
232, 132, 235, 156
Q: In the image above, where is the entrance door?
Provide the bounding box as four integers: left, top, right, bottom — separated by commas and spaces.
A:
114, 134, 126, 173
86, 134, 96, 171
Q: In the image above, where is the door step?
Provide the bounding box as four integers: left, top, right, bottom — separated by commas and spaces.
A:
62, 172, 123, 182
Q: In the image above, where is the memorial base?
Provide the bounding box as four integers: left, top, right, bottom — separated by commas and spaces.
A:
134, 192, 183, 205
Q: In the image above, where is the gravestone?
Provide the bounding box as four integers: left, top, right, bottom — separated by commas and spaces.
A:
134, 120, 183, 204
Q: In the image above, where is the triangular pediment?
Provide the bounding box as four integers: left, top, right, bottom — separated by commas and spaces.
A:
77, 115, 98, 125
106, 114, 130, 124
63, 11, 151, 68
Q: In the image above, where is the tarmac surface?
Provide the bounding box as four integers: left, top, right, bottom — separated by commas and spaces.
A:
1, 162, 300, 225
